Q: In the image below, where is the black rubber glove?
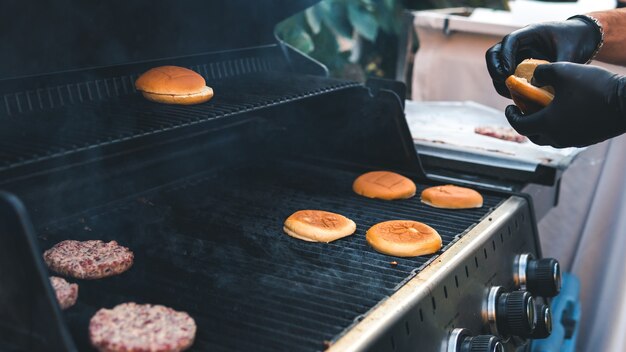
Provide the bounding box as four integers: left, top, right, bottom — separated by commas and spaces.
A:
506, 62, 626, 148
486, 17, 601, 98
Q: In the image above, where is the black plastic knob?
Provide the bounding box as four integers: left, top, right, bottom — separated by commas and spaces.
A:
527, 258, 561, 297
460, 335, 504, 352
531, 304, 552, 339
448, 329, 503, 352
496, 291, 536, 337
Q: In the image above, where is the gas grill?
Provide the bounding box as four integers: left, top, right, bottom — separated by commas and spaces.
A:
0, 1, 563, 352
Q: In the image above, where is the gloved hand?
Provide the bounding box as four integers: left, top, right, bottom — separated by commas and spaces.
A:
506, 62, 626, 148
486, 17, 601, 98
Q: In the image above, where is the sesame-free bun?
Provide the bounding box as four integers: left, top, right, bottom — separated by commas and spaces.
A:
505, 59, 554, 114
353, 171, 416, 200
140, 86, 214, 105
135, 66, 214, 105
283, 210, 356, 243
421, 185, 483, 209
366, 220, 442, 257
506, 76, 554, 114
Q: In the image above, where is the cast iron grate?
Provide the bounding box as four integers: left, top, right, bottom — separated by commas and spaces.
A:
38, 159, 506, 351
0, 73, 359, 171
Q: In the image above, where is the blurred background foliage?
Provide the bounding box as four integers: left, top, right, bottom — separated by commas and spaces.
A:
276, 0, 508, 81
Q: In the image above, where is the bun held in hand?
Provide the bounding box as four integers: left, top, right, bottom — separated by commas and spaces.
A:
505, 59, 554, 114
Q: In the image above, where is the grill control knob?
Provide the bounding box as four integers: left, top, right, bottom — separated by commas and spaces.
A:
447, 329, 504, 352
531, 304, 552, 339
460, 335, 504, 352
483, 287, 536, 338
514, 254, 561, 297
497, 290, 536, 337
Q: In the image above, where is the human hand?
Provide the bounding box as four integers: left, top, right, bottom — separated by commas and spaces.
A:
486, 18, 601, 98
506, 62, 626, 148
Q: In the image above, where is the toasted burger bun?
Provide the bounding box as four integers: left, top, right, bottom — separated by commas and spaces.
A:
353, 171, 416, 200
135, 66, 214, 105
140, 86, 214, 105
506, 76, 554, 114
421, 185, 483, 209
514, 59, 550, 85
366, 220, 442, 257
284, 210, 356, 243
505, 59, 554, 114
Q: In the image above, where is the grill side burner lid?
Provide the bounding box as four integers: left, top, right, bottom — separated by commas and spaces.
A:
0, 0, 318, 80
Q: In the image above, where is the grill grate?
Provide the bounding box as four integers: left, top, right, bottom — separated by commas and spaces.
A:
37, 159, 506, 351
1, 56, 280, 117
0, 73, 359, 171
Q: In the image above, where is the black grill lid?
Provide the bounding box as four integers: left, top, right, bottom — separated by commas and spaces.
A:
0, 0, 318, 80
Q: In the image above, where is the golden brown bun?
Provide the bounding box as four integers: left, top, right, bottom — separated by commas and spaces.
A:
366, 220, 442, 257
283, 210, 356, 243
506, 76, 554, 114
353, 171, 416, 200
136, 66, 205, 94
514, 59, 550, 85
140, 86, 214, 105
506, 59, 554, 114
135, 66, 213, 105
421, 185, 483, 209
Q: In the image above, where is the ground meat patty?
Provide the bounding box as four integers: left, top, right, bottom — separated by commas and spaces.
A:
50, 276, 78, 310
90, 303, 196, 352
43, 240, 134, 279
474, 126, 527, 143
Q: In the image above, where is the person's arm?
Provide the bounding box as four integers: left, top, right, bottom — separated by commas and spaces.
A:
589, 9, 626, 65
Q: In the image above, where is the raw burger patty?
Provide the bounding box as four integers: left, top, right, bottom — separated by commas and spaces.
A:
90, 302, 197, 352
474, 126, 527, 143
50, 276, 78, 310
43, 240, 134, 279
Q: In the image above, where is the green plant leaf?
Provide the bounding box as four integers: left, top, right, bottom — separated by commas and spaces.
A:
283, 26, 315, 54
275, 14, 306, 38
309, 22, 344, 71
373, 0, 398, 34
305, 7, 321, 34
318, 1, 353, 39
347, 2, 379, 42
372, 1, 396, 33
